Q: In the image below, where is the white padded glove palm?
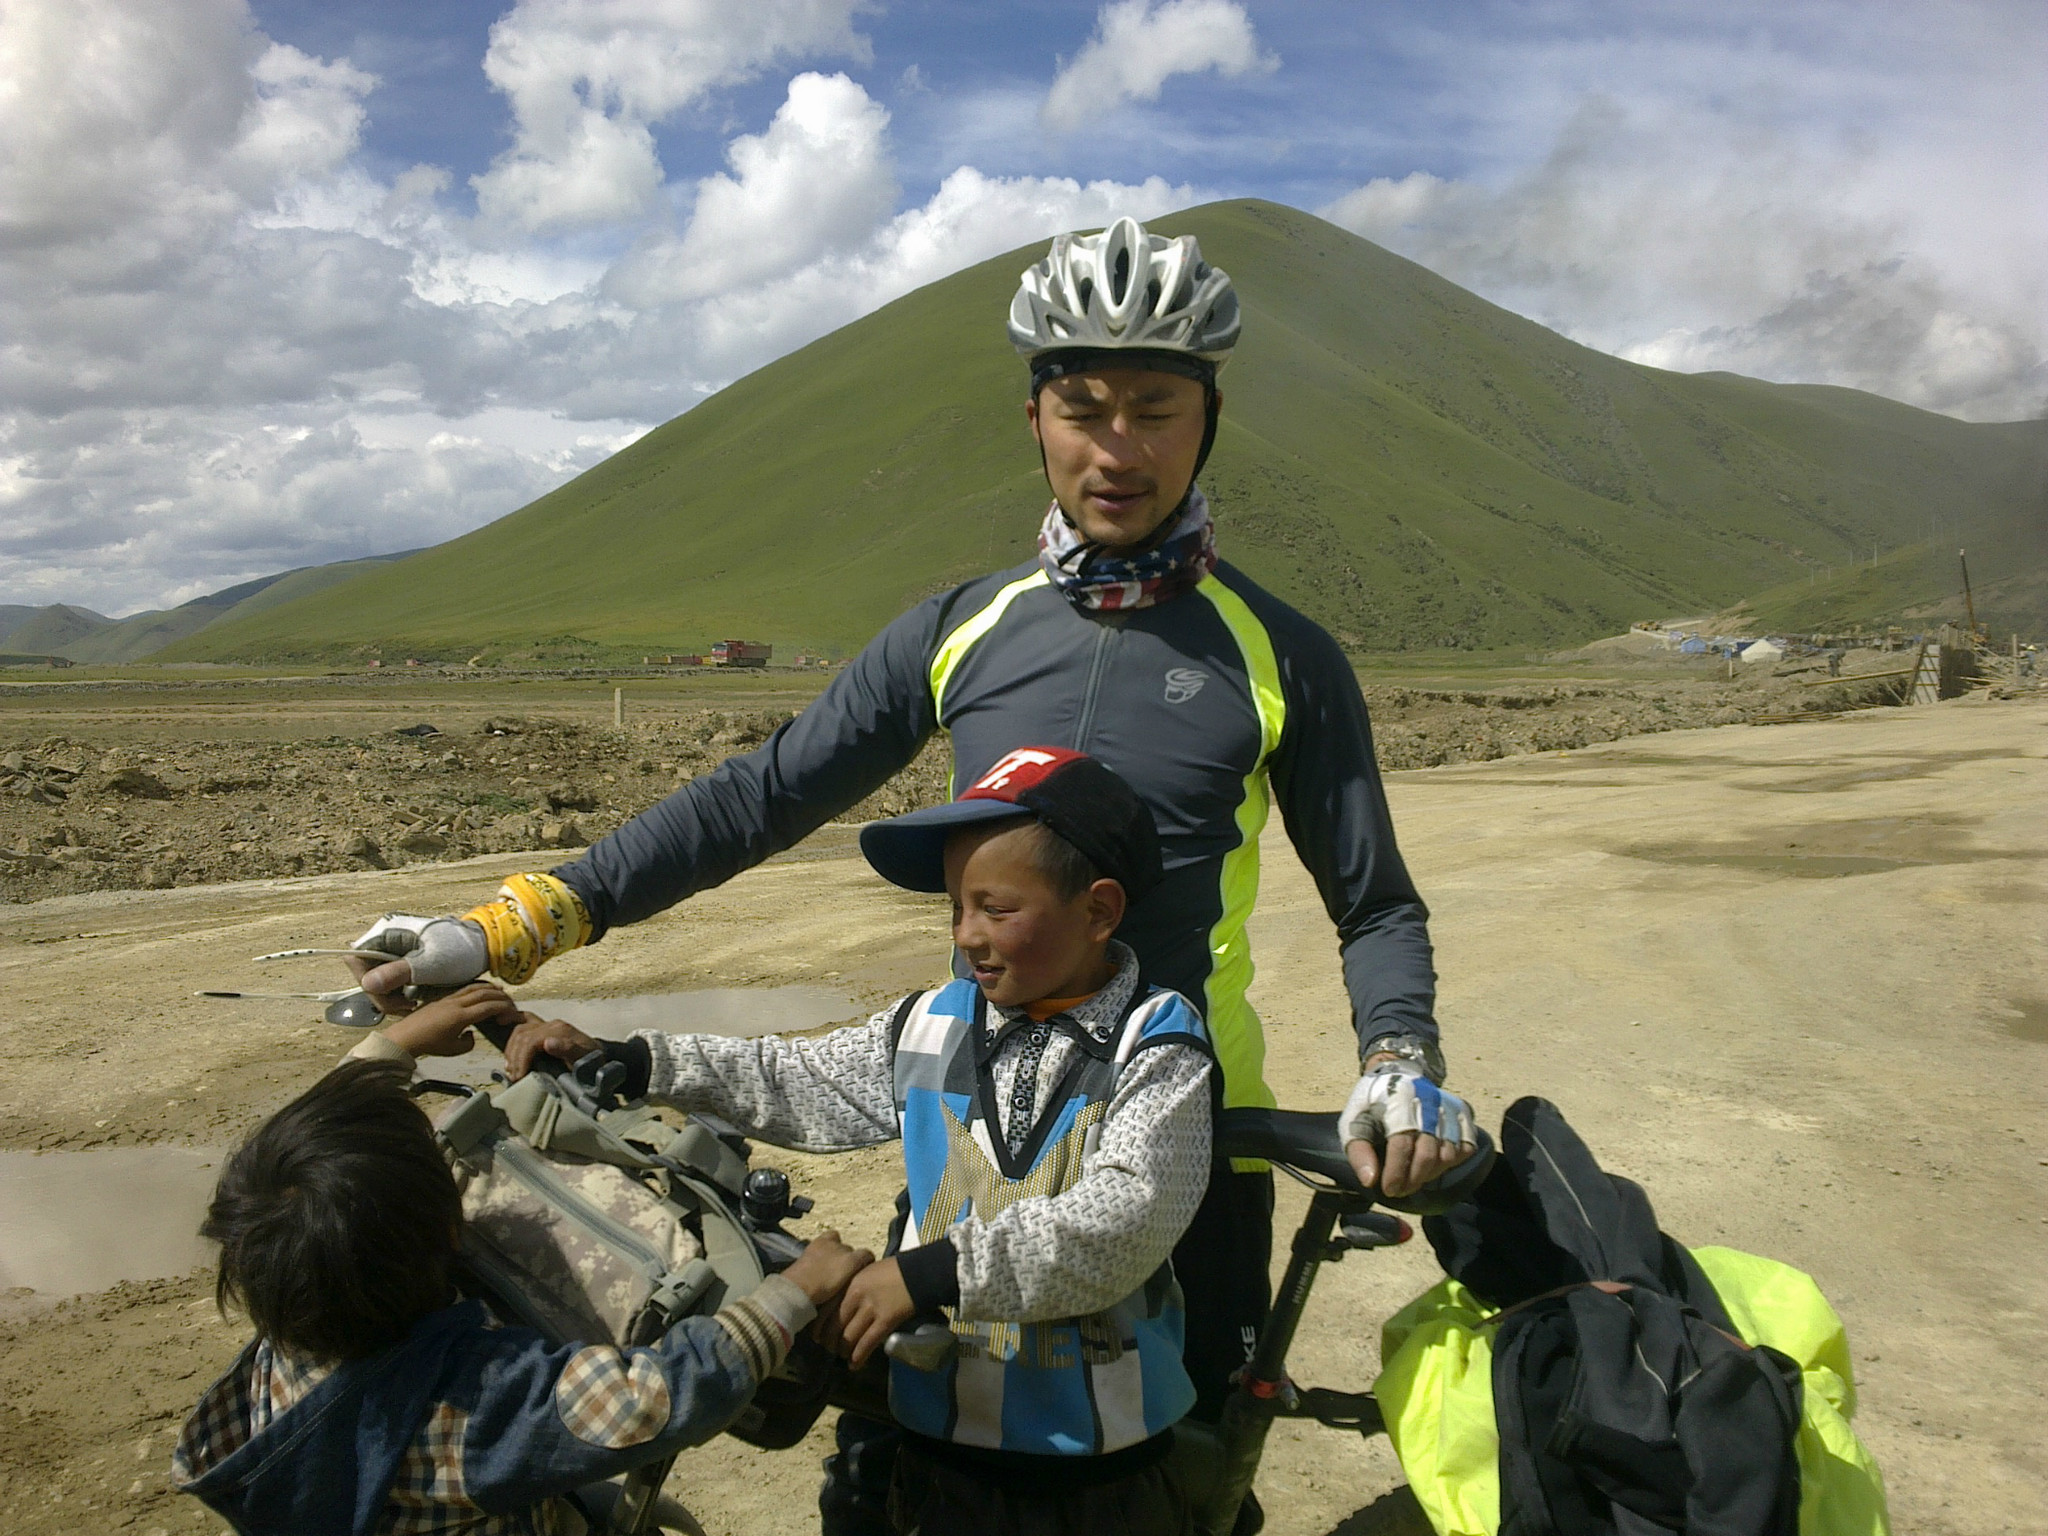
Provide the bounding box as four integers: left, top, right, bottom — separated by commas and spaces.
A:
349, 914, 490, 993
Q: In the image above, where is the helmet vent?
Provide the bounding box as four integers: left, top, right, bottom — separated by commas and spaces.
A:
1007, 217, 1239, 365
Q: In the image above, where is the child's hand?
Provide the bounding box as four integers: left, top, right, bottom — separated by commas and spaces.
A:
378, 982, 516, 1058
783, 1231, 874, 1310
502, 1012, 602, 1079
819, 1257, 915, 1368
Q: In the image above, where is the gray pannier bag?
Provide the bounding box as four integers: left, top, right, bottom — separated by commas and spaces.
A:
432, 1064, 761, 1351
431, 1066, 765, 1347
424, 1060, 787, 1536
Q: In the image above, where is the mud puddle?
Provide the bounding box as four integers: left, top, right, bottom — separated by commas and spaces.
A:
431, 984, 863, 1084
1618, 815, 2029, 879
1746, 747, 2026, 795
0, 1145, 219, 1301
522, 985, 861, 1039
2003, 998, 2048, 1044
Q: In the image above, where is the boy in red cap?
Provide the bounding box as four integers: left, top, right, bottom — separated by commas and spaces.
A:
507, 748, 1214, 1534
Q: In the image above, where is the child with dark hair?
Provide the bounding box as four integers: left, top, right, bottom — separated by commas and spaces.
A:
174, 985, 871, 1536
506, 748, 1215, 1536
202, 1056, 464, 1364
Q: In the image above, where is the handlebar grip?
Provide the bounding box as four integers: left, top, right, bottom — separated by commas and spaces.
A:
1213, 1107, 1496, 1215
1378, 1126, 1495, 1216
468, 1012, 566, 1076
884, 1321, 956, 1373
473, 1013, 515, 1053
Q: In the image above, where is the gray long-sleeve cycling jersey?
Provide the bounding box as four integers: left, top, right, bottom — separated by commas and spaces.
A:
556, 552, 1436, 1108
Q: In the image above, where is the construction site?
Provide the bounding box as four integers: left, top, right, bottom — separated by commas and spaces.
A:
0, 645, 2041, 1535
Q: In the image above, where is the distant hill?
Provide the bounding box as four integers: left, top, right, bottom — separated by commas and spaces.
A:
1, 604, 115, 657
1669, 386, 2045, 640
53, 585, 277, 666
154, 199, 2046, 662
2, 553, 421, 664
0, 606, 48, 646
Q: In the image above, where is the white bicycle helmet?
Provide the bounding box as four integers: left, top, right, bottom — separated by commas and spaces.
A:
1009, 216, 1240, 381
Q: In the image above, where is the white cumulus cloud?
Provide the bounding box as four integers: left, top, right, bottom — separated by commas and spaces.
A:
1319, 14, 2046, 423
674, 163, 1197, 384
613, 71, 897, 305
471, 0, 871, 234
1043, 0, 1275, 132
0, 1, 1203, 615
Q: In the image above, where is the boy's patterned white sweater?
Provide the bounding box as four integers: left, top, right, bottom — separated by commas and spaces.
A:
636, 944, 1213, 1323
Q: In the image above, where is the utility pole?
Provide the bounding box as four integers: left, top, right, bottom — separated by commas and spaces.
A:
1959, 549, 1980, 640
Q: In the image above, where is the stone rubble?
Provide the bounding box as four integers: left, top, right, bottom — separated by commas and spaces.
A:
0, 666, 1876, 903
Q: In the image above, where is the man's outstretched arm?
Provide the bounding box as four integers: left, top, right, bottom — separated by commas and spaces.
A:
355, 591, 955, 997
560, 599, 944, 938
1260, 607, 1476, 1196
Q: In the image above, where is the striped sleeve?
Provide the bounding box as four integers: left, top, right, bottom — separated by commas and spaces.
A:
343, 1031, 416, 1067
711, 1273, 815, 1383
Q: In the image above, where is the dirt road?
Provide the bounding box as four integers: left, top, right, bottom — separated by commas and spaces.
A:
1, 694, 2041, 1534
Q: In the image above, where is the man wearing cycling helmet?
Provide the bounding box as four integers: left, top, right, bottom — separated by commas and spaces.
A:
353, 216, 1475, 1534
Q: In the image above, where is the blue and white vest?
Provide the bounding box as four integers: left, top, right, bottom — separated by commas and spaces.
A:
888, 977, 1211, 1455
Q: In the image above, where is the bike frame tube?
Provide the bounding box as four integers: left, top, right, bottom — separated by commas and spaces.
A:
1245, 1187, 1363, 1388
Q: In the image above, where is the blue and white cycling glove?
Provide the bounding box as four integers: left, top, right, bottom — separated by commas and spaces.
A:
1339, 1060, 1476, 1152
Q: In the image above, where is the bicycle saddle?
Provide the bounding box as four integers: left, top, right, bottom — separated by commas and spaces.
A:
1215, 1107, 1496, 1215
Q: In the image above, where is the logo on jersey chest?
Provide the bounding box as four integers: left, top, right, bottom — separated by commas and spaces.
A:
1163, 667, 1208, 704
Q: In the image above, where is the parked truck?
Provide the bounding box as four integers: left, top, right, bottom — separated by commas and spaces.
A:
708, 639, 772, 668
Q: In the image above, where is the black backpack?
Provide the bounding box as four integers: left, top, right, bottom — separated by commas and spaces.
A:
1423, 1098, 1805, 1536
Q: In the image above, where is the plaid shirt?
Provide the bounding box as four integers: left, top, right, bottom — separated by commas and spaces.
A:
174, 1281, 811, 1536
175, 1336, 574, 1534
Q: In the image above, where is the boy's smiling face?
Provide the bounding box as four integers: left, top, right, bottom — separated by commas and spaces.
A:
943, 820, 1124, 1008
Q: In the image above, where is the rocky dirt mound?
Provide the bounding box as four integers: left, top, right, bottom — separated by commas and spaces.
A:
0, 667, 1850, 903
1363, 676, 1791, 768
0, 710, 948, 903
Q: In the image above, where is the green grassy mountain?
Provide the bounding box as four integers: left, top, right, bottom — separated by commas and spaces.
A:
1668, 386, 2044, 640
167, 200, 2046, 663
1, 604, 115, 657
70, 551, 424, 664
2, 552, 422, 665
0, 605, 55, 645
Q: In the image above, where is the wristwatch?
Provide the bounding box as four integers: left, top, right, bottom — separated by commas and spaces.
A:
1359, 1031, 1447, 1085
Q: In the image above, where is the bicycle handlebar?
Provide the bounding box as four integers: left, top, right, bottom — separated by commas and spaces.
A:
1215, 1107, 1495, 1215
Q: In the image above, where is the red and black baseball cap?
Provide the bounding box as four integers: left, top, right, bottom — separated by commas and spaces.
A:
859, 746, 1162, 901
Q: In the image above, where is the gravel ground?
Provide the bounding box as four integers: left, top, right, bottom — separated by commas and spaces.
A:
1, 694, 2040, 1535
0, 659, 1899, 904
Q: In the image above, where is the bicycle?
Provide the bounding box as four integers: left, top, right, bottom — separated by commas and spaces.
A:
450, 1032, 1494, 1536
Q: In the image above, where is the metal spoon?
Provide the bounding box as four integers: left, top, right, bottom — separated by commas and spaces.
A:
324, 992, 385, 1028
251, 947, 408, 963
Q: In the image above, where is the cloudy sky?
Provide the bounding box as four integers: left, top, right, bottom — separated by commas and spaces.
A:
3, 0, 2041, 616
